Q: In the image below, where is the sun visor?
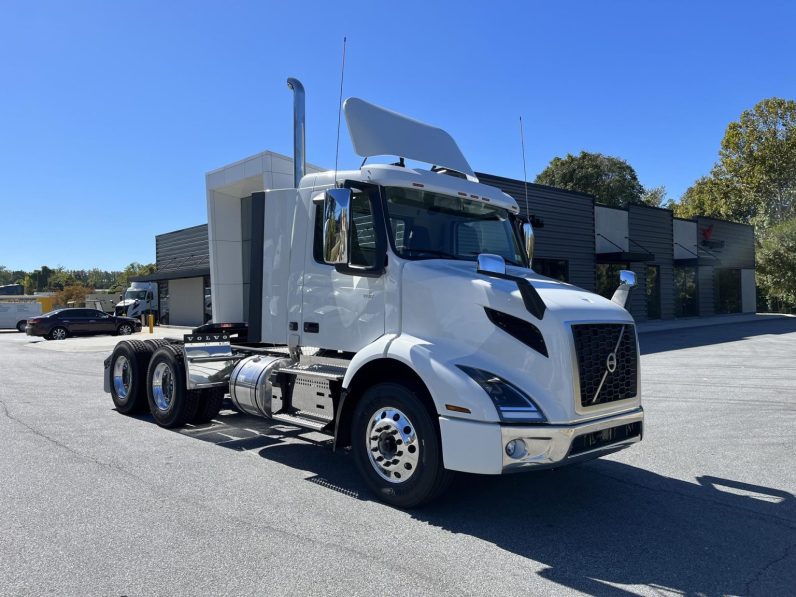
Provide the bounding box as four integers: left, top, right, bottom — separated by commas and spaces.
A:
344, 97, 477, 181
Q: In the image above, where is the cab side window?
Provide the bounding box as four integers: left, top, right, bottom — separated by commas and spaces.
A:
313, 190, 377, 268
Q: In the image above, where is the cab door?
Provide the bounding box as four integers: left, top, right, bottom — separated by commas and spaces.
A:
301, 184, 386, 353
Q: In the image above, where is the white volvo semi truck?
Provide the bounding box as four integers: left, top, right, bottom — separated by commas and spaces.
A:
104, 78, 643, 507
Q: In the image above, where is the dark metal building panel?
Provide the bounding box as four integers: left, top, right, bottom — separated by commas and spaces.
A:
477, 173, 596, 292
698, 265, 715, 316
628, 205, 674, 320
155, 224, 210, 274
695, 217, 755, 268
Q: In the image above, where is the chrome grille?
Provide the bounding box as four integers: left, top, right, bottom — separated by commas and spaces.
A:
572, 323, 638, 407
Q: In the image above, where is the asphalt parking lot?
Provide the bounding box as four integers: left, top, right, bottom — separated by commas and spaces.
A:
1, 320, 794, 596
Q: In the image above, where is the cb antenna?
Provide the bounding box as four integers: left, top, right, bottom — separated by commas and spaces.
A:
519, 116, 530, 219
334, 36, 347, 187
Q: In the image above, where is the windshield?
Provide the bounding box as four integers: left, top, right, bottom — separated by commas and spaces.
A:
383, 186, 526, 266
124, 290, 148, 300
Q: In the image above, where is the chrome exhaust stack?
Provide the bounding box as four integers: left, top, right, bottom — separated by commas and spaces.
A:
287, 77, 306, 188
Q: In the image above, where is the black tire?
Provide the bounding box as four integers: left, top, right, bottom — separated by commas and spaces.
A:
109, 340, 158, 414
146, 345, 199, 428
117, 323, 134, 336
191, 388, 225, 424
351, 380, 454, 508
49, 326, 68, 340
16, 321, 26, 333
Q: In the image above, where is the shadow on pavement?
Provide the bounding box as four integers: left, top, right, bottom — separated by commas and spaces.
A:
640, 317, 796, 355
157, 406, 796, 596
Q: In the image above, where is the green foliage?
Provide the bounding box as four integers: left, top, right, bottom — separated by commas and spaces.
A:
111, 262, 157, 293
676, 97, 796, 228
535, 151, 645, 208
640, 185, 668, 208
757, 218, 796, 309
0, 263, 153, 294
675, 97, 796, 309
720, 97, 796, 228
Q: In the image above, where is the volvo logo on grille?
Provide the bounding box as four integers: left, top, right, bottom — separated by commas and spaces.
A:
606, 352, 617, 373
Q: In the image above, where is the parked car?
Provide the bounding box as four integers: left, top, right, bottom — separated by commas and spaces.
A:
26, 308, 142, 340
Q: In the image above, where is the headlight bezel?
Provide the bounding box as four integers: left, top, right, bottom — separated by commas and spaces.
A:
457, 365, 547, 424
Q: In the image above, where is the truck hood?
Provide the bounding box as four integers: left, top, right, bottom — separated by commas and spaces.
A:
401, 259, 632, 323
116, 299, 137, 308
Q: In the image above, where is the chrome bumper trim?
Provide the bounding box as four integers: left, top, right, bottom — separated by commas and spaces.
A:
500, 407, 643, 472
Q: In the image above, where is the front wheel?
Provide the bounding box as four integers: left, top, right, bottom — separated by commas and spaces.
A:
16, 321, 26, 333
117, 323, 133, 336
351, 381, 453, 508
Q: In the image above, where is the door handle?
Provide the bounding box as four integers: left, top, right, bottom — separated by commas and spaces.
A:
303, 322, 319, 333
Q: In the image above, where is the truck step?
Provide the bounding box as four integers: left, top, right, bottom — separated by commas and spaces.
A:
279, 363, 347, 381
272, 411, 333, 433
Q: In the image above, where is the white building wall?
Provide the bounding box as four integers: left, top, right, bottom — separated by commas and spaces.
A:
168, 277, 205, 326
206, 150, 325, 324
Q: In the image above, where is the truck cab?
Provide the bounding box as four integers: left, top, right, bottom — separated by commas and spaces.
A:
115, 281, 158, 320
104, 81, 642, 507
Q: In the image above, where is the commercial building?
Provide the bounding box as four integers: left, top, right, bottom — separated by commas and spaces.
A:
143, 152, 755, 327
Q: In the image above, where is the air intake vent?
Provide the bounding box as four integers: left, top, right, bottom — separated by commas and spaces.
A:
484, 307, 548, 357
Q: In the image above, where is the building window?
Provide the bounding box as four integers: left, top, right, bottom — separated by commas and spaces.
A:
533, 259, 569, 283
158, 282, 169, 325
596, 263, 629, 299
674, 265, 698, 317
646, 265, 661, 320
715, 268, 742, 314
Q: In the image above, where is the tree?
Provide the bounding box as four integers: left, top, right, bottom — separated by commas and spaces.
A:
0, 266, 14, 286
719, 97, 796, 228
22, 275, 34, 295
535, 151, 644, 207
111, 262, 156, 293
53, 284, 92, 308
640, 185, 668, 208
677, 98, 796, 228
757, 218, 796, 310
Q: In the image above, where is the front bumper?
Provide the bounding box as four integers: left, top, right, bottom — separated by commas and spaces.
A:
439, 408, 643, 475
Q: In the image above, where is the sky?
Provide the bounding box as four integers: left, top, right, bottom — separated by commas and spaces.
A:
1, 0, 794, 271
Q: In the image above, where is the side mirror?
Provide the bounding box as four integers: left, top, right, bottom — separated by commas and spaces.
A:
611, 269, 637, 308
322, 188, 352, 265
619, 270, 636, 288
477, 253, 506, 275
522, 222, 535, 263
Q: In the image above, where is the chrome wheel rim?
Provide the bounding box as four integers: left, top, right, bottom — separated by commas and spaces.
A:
152, 362, 174, 411
119, 324, 132, 335
113, 355, 132, 399
366, 407, 420, 484
52, 328, 66, 340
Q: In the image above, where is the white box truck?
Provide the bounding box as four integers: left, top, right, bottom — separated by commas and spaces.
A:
103, 79, 643, 507
0, 301, 42, 332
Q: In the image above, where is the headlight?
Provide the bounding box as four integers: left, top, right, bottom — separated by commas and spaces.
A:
457, 365, 546, 423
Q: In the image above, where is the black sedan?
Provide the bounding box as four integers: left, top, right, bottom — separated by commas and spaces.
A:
26, 308, 142, 340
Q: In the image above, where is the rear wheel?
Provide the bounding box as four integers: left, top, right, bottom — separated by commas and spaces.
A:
351, 380, 453, 508
147, 345, 199, 428
109, 340, 157, 414
16, 321, 26, 333
49, 327, 67, 340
